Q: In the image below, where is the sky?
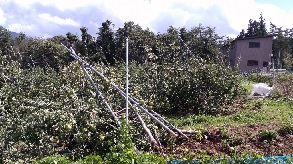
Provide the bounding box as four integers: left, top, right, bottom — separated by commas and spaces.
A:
1, 0, 293, 39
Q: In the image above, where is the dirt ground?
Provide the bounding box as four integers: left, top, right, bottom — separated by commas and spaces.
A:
162, 123, 293, 159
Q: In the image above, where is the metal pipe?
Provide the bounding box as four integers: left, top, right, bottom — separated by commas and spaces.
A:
81, 65, 121, 128
126, 38, 129, 125
150, 110, 188, 139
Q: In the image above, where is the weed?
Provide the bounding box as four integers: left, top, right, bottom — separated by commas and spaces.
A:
220, 126, 229, 139
252, 100, 264, 110
192, 130, 204, 141
228, 136, 244, 146
259, 130, 277, 142
279, 121, 293, 135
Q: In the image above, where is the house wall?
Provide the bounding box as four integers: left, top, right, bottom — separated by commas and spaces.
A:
229, 36, 273, 72
228, 41, 238, 69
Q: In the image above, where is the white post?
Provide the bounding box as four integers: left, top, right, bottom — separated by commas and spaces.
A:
278, 50, 280, 69
271, 54, 275, 86
126, 38, 129, 125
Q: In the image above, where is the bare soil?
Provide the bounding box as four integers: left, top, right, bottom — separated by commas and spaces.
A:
162, 123, 293, 159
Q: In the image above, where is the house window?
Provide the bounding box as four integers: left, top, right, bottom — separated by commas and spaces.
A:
249, 42, 260, 48
263, 61, 268, 67
247, 60, 258, 66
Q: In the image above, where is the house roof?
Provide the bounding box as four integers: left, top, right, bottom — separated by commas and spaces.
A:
232, 35, 275, 43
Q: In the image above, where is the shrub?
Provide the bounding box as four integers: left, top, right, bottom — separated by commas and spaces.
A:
34, 154, 71, 164
245, 73, 273, 84
0, 57, 161, 162
274, 74, 293, 100
127, 59, 244, 115
0, 60, 121, 162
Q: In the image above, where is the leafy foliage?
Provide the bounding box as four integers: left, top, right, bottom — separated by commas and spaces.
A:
0, 59, 121, 162
0, 26, 14, 56
270, 23, 293, 70
35, 154, 72, 164
129, 60, 243, 115
35, 122, 166, 164
0, 22, 247, 162
245, 73, 273, 84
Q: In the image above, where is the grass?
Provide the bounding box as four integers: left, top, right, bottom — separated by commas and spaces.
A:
240, 79, 254, 95
167, 99, 293, 130
167, 78, 292, 130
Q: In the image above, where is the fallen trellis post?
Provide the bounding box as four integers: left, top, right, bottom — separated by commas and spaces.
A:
150, 110, 188, 139
81, 64, 121, 128
82, 62, 178, 137
61, 43, 188, 152
131, 104, 164, 153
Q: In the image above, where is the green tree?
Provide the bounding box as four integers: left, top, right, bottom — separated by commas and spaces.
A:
96, 20, 116, 65
179, 25, 223, 63
0, 26, 13, 56
238, 13, 268, 38
258, 13, 267, 36
19, 38, 68, 71
270, 23, 293, 70
114, 21, 156, 63
80, 27, 97, 57
155, 26, 181, 63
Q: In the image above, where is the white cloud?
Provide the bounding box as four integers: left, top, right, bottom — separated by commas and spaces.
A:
2, 0, 293, 38
8, 24, 35, 33
0, 7, 5, 24
8, 0, 102, 11
42, 33, 53, 39
89, 21, 100, 29
38, 13, 80, 27
218, 0, 293, 36
101, 0, 158, 30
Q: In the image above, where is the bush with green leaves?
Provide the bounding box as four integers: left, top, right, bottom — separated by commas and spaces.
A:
35, 123, 166, 164
125, 57, 244, 115
0, 56, 166, 162
0, 55, 245, 162
245, 73, 273, 84
273, 74, 293, 100
34, 154, 72, 164
0, 59, 122, 162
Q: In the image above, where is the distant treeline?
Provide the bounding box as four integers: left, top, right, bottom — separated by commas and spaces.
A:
0, 14, 292, 71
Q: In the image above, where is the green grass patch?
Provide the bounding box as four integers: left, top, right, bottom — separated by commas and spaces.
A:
167, 99, 293, 130
240, 79, 254, 95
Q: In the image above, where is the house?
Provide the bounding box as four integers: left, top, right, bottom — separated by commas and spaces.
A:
228, 35, 274, 72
